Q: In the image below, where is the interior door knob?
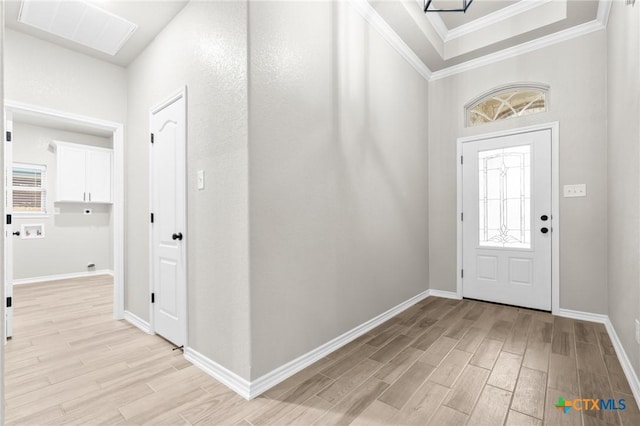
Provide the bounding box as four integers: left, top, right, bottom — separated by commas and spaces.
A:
541, 227, 549, 234
172, 232, 183, 241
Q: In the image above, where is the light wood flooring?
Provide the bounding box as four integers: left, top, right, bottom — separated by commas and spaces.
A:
5, 276, 640, 425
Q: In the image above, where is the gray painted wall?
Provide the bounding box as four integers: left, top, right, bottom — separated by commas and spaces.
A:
12, 122, 112, 280
428, 31, 608, 314
248, 1, 429, 379
607, 1, 640, 380
126, 1, 251, 379
4, 29, 126, 124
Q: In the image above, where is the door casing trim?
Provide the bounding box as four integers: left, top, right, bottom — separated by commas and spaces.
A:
456, 122, 560, 314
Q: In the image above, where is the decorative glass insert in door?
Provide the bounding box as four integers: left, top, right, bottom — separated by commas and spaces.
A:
478, 145, 531, 248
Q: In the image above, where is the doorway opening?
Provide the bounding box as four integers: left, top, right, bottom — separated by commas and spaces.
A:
4, 100, 125, 339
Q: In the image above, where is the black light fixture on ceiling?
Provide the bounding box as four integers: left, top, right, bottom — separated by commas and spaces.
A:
424, 0, 474, 13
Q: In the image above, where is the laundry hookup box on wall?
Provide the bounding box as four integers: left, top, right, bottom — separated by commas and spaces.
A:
20, 224, 45, 239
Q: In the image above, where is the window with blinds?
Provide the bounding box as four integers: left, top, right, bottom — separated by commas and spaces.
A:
13, 163, 47, 214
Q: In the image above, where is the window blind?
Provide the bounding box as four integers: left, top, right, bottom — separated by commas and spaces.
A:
12, 163, 47, 214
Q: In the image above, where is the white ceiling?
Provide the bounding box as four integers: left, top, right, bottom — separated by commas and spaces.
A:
436, 0, 520, 29
4, 0, 189, 67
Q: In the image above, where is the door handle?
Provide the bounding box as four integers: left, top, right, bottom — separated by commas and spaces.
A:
172, 232, 183, 241
541, 227, 549, 234
12, 231, 20, 236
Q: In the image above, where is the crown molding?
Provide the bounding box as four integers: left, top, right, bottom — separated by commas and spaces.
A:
430, 19, 604, 81
349, 0, 432, 80
349, 0, 611, 83
446, 0, 554, 41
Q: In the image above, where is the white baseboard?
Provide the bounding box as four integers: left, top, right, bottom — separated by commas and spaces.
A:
249, 289, 430, 398
184, 347, 251, 399
184, 292, 639, 408
186, 289, 430, 399
604, 318, 640, 406
557, 308, 640, 407
427, 289, 462, 300
13, 269, 114, 285
123, 311, 153, 335
556, 308, 609, 324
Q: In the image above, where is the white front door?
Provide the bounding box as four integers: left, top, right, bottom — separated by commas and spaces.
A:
150, 90, 187, 347
462, 129, 552, 310
4, 112, 14, 338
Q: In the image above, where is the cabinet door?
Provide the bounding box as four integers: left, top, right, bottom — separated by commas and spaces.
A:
57, 145, 87, 202
86, 149, 112, 203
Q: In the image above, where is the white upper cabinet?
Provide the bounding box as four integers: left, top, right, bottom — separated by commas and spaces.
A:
86, 149, 112, 203
55, 141, 112, 203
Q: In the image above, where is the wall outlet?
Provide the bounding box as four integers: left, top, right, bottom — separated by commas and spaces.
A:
636, 319, 640, 344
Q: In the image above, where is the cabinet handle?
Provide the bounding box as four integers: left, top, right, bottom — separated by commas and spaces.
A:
83, 192, 86, 202
89, 193, 91, 202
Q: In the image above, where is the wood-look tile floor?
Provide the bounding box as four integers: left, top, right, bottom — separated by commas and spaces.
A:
5, 276, 640, 425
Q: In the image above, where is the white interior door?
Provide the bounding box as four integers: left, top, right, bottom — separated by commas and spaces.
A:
462, 129, 552, 310
5, 112, 14, 338
150, 90, 187, 347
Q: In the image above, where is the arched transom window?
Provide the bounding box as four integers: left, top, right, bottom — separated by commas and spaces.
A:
465, 83, 549, 127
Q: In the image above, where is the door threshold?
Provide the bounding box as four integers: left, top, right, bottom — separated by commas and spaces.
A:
462, 297, 551, 314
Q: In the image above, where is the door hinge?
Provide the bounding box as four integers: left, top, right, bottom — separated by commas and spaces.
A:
6, 214, 11, 225
6, 131, 12, 142
461, 212, 463, 221
461, 269, 464, 278
460, 155, 463, 165
150, 213, 154, 224
151, 293, 155, 304
150, 133, 154, 144
6, 297, 12, 308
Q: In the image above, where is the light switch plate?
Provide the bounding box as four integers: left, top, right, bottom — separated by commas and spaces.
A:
197, 170, 205, 190
563, 184, 586, 197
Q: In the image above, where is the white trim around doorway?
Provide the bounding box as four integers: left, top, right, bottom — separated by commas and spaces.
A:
456, 122, 560, 314
4, 100, 125, 319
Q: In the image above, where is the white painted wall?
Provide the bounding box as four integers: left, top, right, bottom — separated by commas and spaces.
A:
428, 31, 608, 314
248, 1, 429, 379
4, 29, 126, 124
11, 122, 112, 280
607, 1, 640, 380
126, 1, 250, 379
